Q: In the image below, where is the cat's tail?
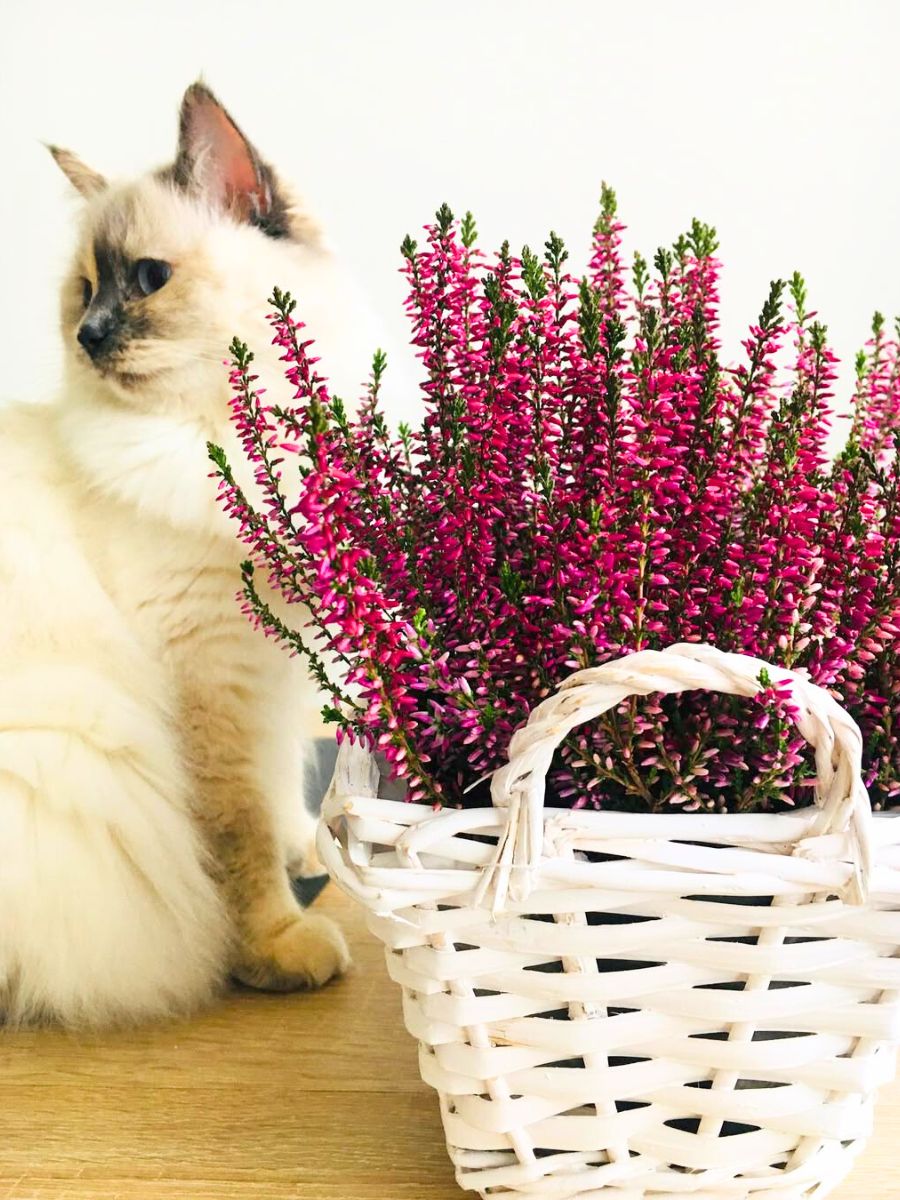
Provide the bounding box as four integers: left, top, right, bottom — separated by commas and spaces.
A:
0, 663, 230, 1028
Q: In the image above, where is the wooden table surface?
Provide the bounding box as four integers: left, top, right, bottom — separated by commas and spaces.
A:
0, 885, 896, 1200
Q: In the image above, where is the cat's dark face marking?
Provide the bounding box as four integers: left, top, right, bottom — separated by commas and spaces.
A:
52, 81, 323, 408
58, 179, 218, 396
61, 188, 185, 389
75, 238, 155, 365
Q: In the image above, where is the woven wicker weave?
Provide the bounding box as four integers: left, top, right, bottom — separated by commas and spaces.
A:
319, 643, 900, 1199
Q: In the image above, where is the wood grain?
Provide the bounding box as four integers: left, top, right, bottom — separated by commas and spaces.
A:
0, 886, 895, 1199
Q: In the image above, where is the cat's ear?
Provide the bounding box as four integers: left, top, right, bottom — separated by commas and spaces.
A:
47, 145, 108, 198
173, 81, 288, 237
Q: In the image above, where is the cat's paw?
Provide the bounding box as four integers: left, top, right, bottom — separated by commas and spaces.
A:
234, 912, 350, 992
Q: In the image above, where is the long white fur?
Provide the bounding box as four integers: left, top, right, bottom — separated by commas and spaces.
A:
0, 162, 394, 1025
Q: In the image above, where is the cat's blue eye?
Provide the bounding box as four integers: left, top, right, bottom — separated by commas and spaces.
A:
135, 258, 172, 297
81, 278, 92, 308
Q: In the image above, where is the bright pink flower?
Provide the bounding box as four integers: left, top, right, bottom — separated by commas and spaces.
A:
210, 202, 900, 813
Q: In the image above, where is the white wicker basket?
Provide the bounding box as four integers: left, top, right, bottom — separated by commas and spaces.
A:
319, 643, 900, 1199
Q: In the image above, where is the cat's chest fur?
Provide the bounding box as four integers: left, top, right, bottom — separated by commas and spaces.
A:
74, 487, 309, 765
81, 497, 246, 656
47, 390, 282, 686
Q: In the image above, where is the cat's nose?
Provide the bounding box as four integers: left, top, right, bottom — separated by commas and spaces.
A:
77, 311, 116, 358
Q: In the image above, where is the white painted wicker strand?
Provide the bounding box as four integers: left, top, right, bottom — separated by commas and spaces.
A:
319, 644, 900, 1199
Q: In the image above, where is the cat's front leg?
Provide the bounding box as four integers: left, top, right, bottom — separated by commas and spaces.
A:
178, 671, 349, 992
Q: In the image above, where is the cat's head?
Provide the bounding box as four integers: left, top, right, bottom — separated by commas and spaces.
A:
50, 82, 339, 424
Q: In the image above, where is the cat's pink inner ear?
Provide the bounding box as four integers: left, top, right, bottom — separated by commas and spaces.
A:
184, 92, 270, 221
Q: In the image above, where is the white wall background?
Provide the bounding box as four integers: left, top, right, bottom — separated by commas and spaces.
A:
2, 0, 899, 422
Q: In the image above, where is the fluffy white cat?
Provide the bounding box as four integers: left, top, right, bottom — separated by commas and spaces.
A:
0, 82, 385, 1026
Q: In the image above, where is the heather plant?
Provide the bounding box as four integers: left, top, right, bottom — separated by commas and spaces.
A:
209, 190, 900, 813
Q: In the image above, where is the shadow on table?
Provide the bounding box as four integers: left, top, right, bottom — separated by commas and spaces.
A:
291, 738, 339, 908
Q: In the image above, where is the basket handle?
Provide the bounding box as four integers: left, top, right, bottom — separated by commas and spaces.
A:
482, 643, 872, 911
